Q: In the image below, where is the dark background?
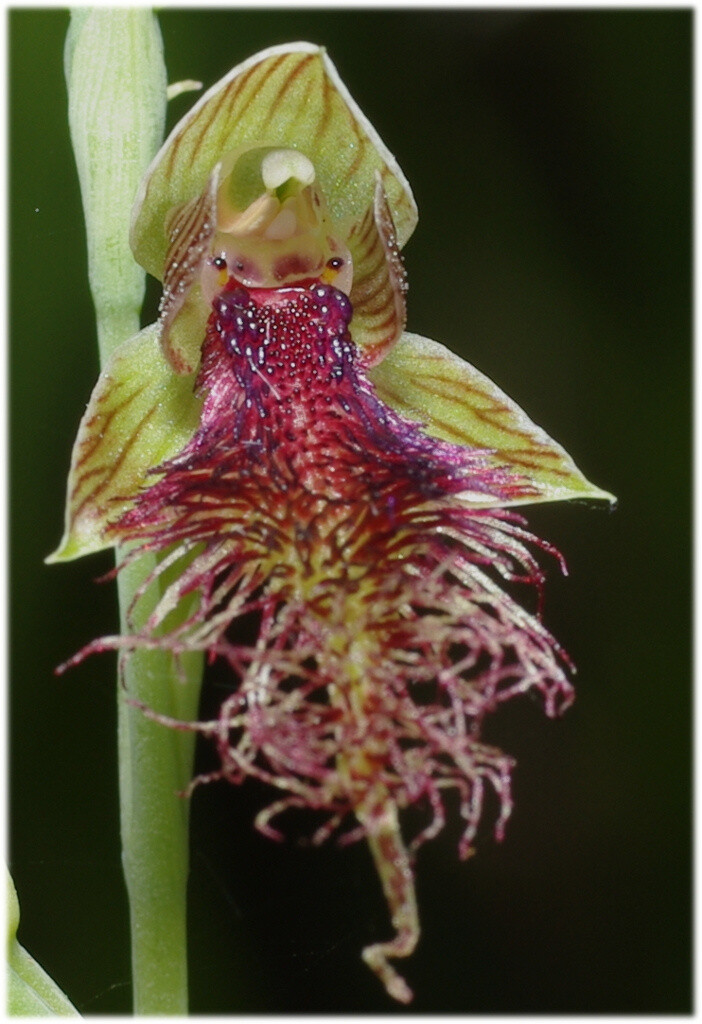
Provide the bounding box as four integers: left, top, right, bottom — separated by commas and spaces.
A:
9, 8, 691, 1014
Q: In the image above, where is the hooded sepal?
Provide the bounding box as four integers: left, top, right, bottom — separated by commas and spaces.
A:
47, 323, 202, 562
369, 332, 615, 506
130, 42, 417, 284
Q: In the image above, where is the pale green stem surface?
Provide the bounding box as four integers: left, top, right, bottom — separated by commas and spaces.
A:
117, 562, 202, 1014
65, 9, 203, 1013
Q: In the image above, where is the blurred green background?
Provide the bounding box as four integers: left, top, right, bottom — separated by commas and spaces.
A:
9, 8, 690, 1014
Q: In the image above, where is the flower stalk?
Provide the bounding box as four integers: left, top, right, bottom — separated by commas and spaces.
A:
63, 9, 202, 1013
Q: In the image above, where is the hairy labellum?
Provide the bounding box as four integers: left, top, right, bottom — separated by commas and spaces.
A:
77, 271, 573, 1002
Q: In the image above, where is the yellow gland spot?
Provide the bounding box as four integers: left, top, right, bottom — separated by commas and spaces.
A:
320, 259, 342, 285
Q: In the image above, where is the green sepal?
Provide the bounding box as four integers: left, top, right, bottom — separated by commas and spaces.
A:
47, 323, 202, 563
369, 332, 615, 507
130, 42, 417, 282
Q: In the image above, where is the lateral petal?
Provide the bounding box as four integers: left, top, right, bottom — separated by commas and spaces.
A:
348, 176, 408, 366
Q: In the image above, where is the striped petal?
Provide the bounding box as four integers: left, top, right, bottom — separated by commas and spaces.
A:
369, 332, 615, 506
47, 323, 202, 562
348, 175, 408, 366
158, 168, 219, 373
130, 42, 417, 283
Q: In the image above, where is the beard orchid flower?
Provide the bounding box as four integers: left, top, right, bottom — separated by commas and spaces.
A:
50, 42, 613, 1004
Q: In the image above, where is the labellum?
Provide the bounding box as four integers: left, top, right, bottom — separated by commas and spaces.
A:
52, 43, 614, 1003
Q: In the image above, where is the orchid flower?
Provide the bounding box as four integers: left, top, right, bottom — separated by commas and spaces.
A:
52, 41, 613, 1004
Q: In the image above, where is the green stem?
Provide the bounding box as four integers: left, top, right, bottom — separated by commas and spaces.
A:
117, 557, 202, 1014
65, 9, 203, 1013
